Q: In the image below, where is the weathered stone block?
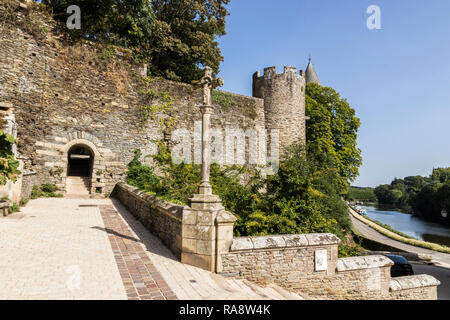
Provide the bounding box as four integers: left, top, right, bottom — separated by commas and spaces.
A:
336, 255, 394, 272
182, 252, 215, 272
283, 234, 309, 247
230, 237, 254, 251
305, 233, 341, 246
251, 235, 286, 250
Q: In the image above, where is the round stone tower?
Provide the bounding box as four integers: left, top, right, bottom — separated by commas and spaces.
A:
252, 66, 306, 152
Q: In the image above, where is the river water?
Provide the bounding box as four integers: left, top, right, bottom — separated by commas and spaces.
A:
362, 206, 450, 247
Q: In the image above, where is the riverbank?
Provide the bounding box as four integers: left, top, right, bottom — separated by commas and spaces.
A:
363, 205, 450, 246
348, 206, 450, 254
349, 209, 450, 269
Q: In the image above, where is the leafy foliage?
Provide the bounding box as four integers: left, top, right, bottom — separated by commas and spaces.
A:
138, 76, 176, 130
148, 0, 230, 82
374, 168, 450, 225
31, 184, 63, 199
346, 186, 377, 203
212, 89, 236, 111
42, 0, 155, 48
126, 142, 354, 255
0, 130, 20, 186
305, 83, 362, 194
42, 0, 231, 83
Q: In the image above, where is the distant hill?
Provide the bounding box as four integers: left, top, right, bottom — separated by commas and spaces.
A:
347, 186, 377, 202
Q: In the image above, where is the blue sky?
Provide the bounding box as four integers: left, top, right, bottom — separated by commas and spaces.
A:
217, 0, 450, 187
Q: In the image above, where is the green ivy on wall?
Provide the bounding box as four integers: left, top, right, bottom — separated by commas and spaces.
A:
138, 76, 176, 131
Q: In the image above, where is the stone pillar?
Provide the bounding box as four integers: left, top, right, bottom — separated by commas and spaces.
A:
198, 104, 213, 195
181, 195, 236, 272
215, 210, 237, 273
181, 194, 223, 272
180, 67, 235, 272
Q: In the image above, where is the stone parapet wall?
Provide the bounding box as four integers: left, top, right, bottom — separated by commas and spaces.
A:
220, 235, 440, 300
331, 256, 393, 299
221, 234, 340, 295
112, 185, 440, 300
111, 183, 183, 258
389, 274, 440, 300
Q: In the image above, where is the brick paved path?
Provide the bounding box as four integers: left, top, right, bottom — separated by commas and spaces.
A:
98, 205, 176, 300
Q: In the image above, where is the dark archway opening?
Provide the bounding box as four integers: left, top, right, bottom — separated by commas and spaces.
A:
67, 145, 94, 177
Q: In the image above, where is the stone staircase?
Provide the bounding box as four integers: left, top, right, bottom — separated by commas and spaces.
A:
205, 275, 304, 300
65, 177, 91, 198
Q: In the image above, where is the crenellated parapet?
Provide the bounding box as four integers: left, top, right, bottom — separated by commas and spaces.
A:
253, 66, 305, 84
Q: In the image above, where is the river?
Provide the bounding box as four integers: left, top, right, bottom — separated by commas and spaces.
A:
362, 205, 450, 247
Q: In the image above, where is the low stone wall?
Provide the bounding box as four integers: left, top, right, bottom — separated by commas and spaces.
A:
220, 234, 340, 296
111, 183, 183, 258
220, 235, 440, 300
332, 255, 393, 299
111, 184, 440, 300
389, 274, 440, 300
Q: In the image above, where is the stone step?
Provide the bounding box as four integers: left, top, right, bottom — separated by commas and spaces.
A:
267, 284, 305, 300
208, 277, 301, 300
205, 273, 296, 300
66, 176, 91, 196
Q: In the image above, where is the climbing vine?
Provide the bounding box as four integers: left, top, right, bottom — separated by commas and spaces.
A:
138, 76, 176, 131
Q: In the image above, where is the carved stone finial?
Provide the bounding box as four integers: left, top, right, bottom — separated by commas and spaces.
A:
197, 67, 224, 106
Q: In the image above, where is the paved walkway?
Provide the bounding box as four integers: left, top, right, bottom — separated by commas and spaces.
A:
0, 199, 126, 299
349, 209, 450, 268
0, 198, 303, 300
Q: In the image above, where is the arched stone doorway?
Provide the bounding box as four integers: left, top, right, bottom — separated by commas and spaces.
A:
67, 145, 94, 177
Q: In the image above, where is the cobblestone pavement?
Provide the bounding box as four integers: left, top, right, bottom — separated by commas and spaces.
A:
0, 198, 302, 300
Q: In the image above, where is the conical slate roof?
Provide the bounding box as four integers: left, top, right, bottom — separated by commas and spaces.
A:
305, 57, 321, 85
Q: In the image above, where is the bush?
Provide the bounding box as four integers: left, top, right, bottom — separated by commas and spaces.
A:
41, 183, 58, 193
31, 184, 63, 199
8, 202, 19, 214
126, 142, 355, 251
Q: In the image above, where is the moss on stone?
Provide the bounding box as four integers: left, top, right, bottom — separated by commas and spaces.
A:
212, 90, 236, 111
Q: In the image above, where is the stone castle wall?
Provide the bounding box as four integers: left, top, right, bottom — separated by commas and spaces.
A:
0, 1, 265, 196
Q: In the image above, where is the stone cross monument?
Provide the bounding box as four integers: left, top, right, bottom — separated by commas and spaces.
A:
197, 66, 223, 195
180, 67, 236, 273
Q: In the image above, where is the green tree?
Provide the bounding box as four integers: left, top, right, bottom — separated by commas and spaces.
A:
305, 83, 362, 193
42, 0, 155, 48
148, 0, 230, 82
346, 187, 377, 202
432, 168, 450, 183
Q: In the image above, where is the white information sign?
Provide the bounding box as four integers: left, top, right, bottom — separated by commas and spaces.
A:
315, 249, 328, 272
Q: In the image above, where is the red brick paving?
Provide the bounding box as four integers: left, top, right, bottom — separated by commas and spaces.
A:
98, 205, 178, 300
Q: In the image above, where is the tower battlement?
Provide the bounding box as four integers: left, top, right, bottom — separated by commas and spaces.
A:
253, 66, 305, 83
